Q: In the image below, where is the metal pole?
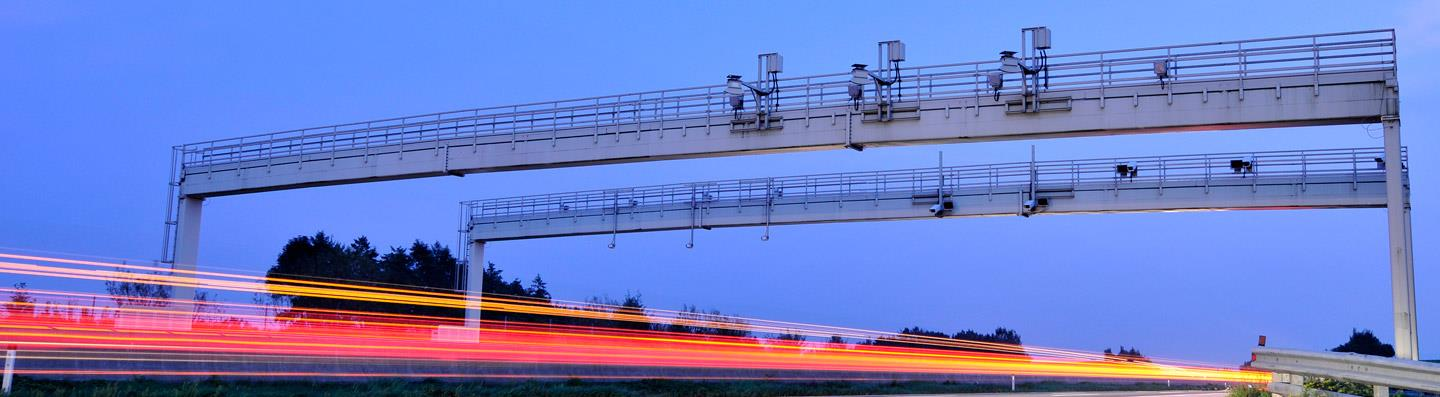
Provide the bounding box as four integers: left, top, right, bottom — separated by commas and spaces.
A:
938, 152, 945, 209
464, 241, 486, 330
167, 196, 203, 331
2, 345, 14, 396
1383, 117, 1419, 360
160, 148, 180, 263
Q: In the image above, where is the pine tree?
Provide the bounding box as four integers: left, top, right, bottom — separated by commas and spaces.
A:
528, 275, 551, 301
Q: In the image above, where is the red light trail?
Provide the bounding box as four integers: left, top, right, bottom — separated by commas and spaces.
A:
0, 252, 1270, 383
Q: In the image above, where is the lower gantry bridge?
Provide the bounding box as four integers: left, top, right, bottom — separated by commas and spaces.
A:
462, 147, 1401, 246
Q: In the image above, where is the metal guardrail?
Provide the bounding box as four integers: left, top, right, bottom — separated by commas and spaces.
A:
462, 147, 1402, 225
1252, 347, 1440, 394
175, 29, 1396, 170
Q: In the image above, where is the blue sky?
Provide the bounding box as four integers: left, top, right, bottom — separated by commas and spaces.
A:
2, 1, 1436, 364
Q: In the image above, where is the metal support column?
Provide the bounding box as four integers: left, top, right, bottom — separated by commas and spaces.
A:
169, 196, 203, 329
2, 345, 13, 396
464, 240, 486, 329
1383, 117, 1418, 360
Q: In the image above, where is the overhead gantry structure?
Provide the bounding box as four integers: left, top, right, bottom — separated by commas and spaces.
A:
163, 29, 1414, 357
462, 147, 1401, 246
457, 146, 1407, 332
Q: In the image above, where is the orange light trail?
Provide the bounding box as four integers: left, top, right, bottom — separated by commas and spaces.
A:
0, 252, 1271, 383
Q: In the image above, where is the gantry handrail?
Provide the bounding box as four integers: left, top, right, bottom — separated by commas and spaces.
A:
463, 147, 1403, 225
176, 29, 1396, 170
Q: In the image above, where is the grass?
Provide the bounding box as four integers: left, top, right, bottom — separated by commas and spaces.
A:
1227, 385, 1269, 397
9, 377, 1226, 397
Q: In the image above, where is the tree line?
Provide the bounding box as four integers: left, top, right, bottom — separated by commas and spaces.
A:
9, 231, 1030, 355
9, 232, 1407, 366
256, 232, 1036, 353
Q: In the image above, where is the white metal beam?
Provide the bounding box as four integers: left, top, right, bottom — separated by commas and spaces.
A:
1383, 117, 1418, 360
471, 174, 1389, 242
174, 30, 1398, 198
464, 240, 485, 329
168, 196, 202, 330
179, 71, 1391, 198
1252, 347, 1440, 393
465, 148, 1398, 242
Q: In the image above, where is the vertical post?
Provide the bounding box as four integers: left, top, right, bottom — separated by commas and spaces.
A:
1010, 375, 1016, 391
464, 240, 487, 329
1383, 117, 1418, 360
168, 196, 203, 330
2, 345, 14, 395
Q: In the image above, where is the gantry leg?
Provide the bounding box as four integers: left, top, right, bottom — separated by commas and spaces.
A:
1383, 117, 1419, 360
168, 196, 203, 329
464, 240, 486, 329
433, 240, 484, 342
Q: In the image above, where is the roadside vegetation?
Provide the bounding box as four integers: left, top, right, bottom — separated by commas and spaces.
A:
1227, 385, 1269, 397
1300, 329, 1397, 397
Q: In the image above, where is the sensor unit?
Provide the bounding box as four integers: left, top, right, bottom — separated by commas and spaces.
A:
762, 53, 783, 73
884, 40, 906, 62
998, 51, 1022, 73
1154, 60, 1171, 80
1031, 27, 1052, 50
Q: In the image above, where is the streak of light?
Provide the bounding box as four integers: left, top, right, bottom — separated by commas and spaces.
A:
0, 252, 1272, 383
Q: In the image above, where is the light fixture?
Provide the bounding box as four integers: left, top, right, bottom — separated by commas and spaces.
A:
999, 51, 1022, 73
1154, 59, 1173, 88
849, 64, 868, 109
1115, 164, 1138, 179
725, 74, 745, 115
724, 75, 745, 96
1230, 159, 1255, 175
988, 71, 1005, 101
850, 64, 870, 85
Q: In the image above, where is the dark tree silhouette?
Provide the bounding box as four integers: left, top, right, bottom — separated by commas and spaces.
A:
1301, 329, 1395, 397
565, 292, 651, 330
773, 331, 807, 343
266, 232, 462, 320
6, 282, 35, 318
664, 305, 751, 338
1331, 329, 1394, 357
528, 275, 551, 301
104, 268, 173, 308
874, 326, 1025, 355
612, 292, 650, 330
1103, 346, 1150, 362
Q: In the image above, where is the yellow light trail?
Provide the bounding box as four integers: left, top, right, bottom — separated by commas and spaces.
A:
0, 252, 1271, 383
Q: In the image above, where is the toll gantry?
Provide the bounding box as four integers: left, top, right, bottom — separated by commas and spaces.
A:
462, 147, 1400, 246
161, 29, 1414, 357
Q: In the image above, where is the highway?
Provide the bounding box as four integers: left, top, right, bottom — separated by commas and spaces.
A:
808, 390, 1228, 397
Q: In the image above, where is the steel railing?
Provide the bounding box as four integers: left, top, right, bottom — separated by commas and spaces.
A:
463, 147, 1402, 226
176, 30, 1396, 171
1253, 347, 1440, 395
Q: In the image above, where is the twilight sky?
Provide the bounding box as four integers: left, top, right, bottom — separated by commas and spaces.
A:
2, 0, 1436, 364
